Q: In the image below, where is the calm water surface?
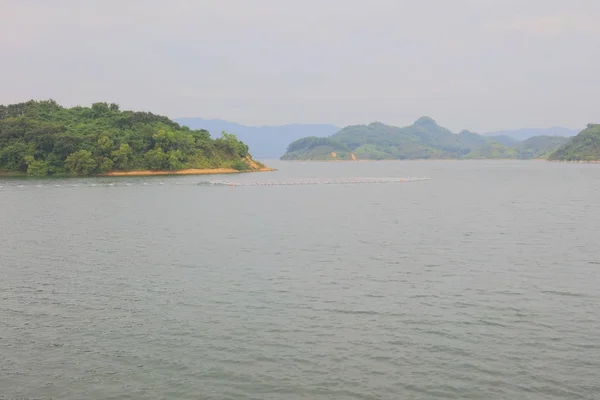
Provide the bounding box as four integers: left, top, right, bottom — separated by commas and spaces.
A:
1, 160, 599, 399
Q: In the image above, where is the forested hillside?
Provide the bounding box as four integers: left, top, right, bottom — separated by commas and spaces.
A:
282, 117, 568, 160
0, 100, 264, 176
548, 124, 600, 161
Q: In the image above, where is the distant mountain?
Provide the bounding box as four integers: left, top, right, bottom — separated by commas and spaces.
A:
514, 136, 571, 159
484, 135, 519, 146
175, 118, 338, 159
548, 124, 600, 161
467, 136, 569, 160
282, 117, 569, 161
483, 127, 579, 141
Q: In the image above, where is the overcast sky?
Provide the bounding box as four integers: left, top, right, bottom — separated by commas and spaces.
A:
2, 0, 599, 132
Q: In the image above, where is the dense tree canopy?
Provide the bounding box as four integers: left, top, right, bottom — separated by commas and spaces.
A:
0, 100, 259, 176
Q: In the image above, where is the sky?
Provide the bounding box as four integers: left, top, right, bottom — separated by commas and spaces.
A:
1, 0, 599, 132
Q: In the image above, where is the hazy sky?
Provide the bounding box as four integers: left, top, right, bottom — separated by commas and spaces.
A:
2, 0, 599, 132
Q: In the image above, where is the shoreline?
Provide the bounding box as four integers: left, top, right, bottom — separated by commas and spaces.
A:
281, 158, 600, 163
0, 171, 25, 177
282, 158, 547, 162
0, 167, 276, 178
100, 167, 276, 177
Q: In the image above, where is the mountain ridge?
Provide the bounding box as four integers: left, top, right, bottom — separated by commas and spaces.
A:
483, 127, 579, 141
175, 117, 339, 159
281, 117, 570, 161
176, 117, 579, 158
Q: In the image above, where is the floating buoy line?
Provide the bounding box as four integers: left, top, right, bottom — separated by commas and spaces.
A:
200, 177, 430, 186
0, 177, 430, 190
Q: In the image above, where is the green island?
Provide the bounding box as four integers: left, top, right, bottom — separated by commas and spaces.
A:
281, 117, 571, 161
547, 124, 600, 162
0, 100, 271, 177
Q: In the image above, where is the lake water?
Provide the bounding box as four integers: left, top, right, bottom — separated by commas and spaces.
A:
1, 160, 599, 400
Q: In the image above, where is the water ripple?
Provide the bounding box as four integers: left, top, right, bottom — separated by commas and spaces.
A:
1, 161, 600, 399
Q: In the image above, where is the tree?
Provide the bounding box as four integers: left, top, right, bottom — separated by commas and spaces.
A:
167, 149, 185, 170
145, 147, 169, 170
65, 150, 96, 175
0, 143, 33, 172
231, 159, 250, 171
97, 136, 114, 154
91, 102, 110, 117
99, 157, 114, 172
111, 143, 132, 169
216, 131, 249, 157
24, 155, 49, 177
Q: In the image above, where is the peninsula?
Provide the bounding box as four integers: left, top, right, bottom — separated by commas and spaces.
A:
0, 100, 272, 177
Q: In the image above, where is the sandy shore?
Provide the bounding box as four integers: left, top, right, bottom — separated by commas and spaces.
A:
101, 167, 275, 177
0, 171, 23, 177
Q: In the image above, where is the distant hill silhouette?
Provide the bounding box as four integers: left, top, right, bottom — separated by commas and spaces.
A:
483, 127, 579, 141
175, 117, 581, 159
282, 117, 569, 161
483, 135, 518, 146
175, 118, 338, 159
